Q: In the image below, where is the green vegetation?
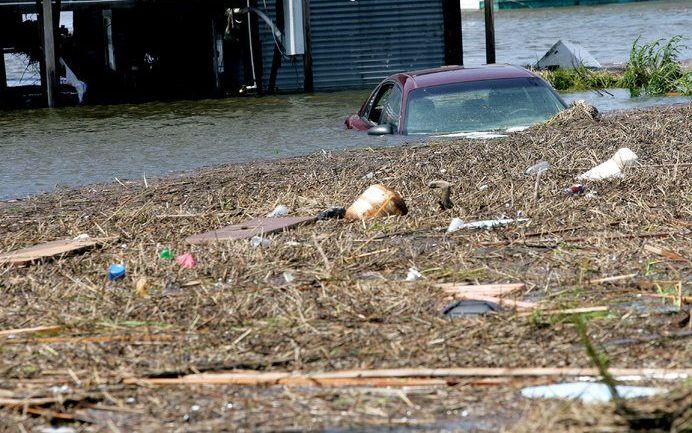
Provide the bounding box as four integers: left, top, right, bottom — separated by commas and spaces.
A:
541, 66, 622, 92
539, 35, 692, 96
621, 35, 691, 96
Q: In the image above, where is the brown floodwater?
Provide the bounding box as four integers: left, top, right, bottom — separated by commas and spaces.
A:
0, 0, 690, 200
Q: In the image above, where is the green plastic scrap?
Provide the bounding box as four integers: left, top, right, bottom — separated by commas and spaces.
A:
159, 248, 174, 260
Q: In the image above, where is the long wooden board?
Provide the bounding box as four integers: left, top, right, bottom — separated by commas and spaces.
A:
0, 237, 116, 266
0, 325, 61, 338
124, 367, 692, 387
185, 216, 317, 245
436, 283, 525, 297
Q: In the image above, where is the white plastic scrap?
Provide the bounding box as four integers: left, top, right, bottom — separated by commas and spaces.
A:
578, 147, 639, 181
447, 217, 528, 233
436, 131, 507, 139
50, 385, 71, 394
40, 428, 77, 433
524, 160, 550, 176
72, 233, 91, 242
250, 236, 271, 248
447, 217, 465, 233
267, 205, 289, 217
405, 268, 423, 281
521, 382, 665, 403
282, 271, 295, 283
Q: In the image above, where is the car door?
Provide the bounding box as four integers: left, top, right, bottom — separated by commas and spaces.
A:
363, 82, 403, 132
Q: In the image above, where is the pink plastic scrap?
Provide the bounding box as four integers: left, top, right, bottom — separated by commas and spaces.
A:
176, 253, 196, 269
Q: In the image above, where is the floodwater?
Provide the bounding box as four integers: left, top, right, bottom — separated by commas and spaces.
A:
459, 0, 691, 67
1, 0, 691, 200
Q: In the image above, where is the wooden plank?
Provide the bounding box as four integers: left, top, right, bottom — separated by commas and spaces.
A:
0, 397, 64, 406
0, 237, 117, 266
437, 283, 525, 297
643, 244, 688, 262
0, 325, 61, 338
185, 216, 316, 245
124, 367, 692, 387
588, 273, 637, 285
518, 306, 608, 317
4, 334, 177, 345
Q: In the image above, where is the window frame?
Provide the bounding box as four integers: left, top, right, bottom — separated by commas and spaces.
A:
362, 80, 404, 129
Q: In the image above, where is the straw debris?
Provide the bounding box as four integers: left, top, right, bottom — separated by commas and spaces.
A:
0, 103, 690, 431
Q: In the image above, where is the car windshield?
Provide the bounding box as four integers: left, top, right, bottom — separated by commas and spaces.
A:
404, 77, 565, 135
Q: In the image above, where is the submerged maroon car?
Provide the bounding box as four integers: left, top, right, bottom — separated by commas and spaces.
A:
345, 64, 567, 136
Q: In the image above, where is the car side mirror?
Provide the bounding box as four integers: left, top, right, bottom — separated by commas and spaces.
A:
367, 124, 393, 136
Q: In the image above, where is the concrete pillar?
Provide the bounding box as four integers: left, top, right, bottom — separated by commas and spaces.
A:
40, 0, 58, 107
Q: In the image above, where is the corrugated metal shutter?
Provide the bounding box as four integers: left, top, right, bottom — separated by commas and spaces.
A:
260, 0, 445, 92
310, 0, 445, 90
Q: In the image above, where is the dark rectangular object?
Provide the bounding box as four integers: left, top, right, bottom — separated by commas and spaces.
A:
442, 0, 462, 66
484, 0, 495, 64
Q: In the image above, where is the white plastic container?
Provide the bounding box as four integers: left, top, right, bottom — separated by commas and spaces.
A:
345, 184, 408, 220
578, 148, 638, 181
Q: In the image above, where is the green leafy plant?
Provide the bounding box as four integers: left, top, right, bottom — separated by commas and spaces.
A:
621, 35, 691, 96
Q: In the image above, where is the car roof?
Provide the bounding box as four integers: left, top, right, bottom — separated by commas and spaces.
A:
388, 64, 536, 89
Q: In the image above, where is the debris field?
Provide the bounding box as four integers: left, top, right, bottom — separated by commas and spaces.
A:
0, 103, 690, 432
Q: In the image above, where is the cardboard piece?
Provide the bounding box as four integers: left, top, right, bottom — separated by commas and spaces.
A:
185, 216, 317, 245
0, 237, 116, 266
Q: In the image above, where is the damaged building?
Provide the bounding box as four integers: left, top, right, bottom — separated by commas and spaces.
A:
0, 0, 462, 108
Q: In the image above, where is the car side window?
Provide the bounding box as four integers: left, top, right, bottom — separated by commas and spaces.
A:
380, 86, 402, 129
367, 83, 402, 130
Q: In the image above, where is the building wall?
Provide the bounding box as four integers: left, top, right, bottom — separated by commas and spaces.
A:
261, 0, 448, 92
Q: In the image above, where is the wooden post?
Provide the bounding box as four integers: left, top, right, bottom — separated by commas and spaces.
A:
40, 0, 58, 107
301, 0, 313, 93
484, 0, 495, 64
442, 0, 462, 66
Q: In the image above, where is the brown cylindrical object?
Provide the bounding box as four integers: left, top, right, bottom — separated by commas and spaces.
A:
345, 184, 408, 220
